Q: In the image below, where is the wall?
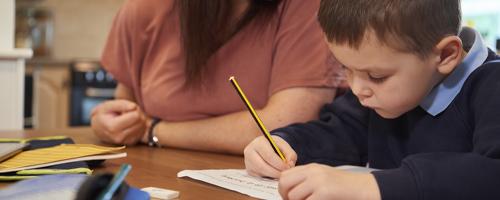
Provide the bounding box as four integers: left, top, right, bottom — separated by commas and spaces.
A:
35, 0, 125, 60
0, 0, 14, 50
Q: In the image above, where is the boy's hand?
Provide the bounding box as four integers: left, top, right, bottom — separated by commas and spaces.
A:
279, 163, 381, 200
91, 99, 150, 145
244, 135, 297, 178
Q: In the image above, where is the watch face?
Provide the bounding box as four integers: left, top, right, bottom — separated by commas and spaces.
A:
148, 136, 160, 147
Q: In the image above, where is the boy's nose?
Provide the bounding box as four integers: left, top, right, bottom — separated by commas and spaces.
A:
350, 78, 372, 100
354, 90, 372, 102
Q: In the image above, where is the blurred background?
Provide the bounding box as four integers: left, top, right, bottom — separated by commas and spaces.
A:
4, 0, 500, 130
462, 0, 500, 51
14, 0, 124, 129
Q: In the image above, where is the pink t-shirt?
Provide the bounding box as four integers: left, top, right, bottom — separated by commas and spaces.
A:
101, 0, 344, 122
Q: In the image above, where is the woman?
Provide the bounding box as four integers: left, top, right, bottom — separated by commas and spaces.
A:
91, 0, 344, 154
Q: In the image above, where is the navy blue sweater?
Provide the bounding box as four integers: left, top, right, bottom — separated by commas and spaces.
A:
273, 50, 500, 199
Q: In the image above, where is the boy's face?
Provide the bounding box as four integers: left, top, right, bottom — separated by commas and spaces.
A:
328, 33, 444, 119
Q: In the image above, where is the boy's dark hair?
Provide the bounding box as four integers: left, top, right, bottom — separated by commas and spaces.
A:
318, 0, 462, 58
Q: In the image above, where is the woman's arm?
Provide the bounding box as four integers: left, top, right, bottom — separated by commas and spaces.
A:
114, 84, 136, 102
152, 86, 336, 154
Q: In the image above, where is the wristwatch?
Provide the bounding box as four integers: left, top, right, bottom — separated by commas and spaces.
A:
147, 118, 162, 147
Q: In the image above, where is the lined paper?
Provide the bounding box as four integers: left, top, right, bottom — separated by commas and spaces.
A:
178, 169, 281, 200
178, 166, 377, 200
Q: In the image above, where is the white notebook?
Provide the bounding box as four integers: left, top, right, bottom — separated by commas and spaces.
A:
0, 143, 27, 163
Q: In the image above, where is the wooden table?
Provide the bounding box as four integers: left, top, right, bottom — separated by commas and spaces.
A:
0, 127, 255, 199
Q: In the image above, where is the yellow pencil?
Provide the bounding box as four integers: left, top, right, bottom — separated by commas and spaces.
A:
229, 76, 287, 162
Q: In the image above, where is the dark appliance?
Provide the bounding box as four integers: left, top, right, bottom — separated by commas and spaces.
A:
70, 60, 116, 126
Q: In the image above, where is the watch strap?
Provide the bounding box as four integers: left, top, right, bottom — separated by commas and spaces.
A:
147, 118, 161, 147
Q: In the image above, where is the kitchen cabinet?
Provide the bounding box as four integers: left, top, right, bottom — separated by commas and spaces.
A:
27, 60, 70, 129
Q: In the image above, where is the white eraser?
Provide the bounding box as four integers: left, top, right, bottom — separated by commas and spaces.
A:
141, 187, 179, 200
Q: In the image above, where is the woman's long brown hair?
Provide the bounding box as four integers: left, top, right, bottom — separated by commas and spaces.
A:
176, 0, 281, 87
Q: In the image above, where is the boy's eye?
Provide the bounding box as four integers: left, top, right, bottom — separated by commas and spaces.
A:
368, 74, 387, 83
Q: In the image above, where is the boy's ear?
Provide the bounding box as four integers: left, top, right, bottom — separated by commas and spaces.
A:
433, 36, 463, 75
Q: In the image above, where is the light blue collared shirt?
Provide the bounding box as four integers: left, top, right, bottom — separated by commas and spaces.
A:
420, 27, 489, 116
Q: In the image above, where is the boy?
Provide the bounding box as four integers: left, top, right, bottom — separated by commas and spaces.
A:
244, 0, 500, 199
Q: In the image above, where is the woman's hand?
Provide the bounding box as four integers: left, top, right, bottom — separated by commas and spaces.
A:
91, 99, 151, 145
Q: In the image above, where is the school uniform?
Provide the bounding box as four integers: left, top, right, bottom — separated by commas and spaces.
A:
272, 27, 500, 199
